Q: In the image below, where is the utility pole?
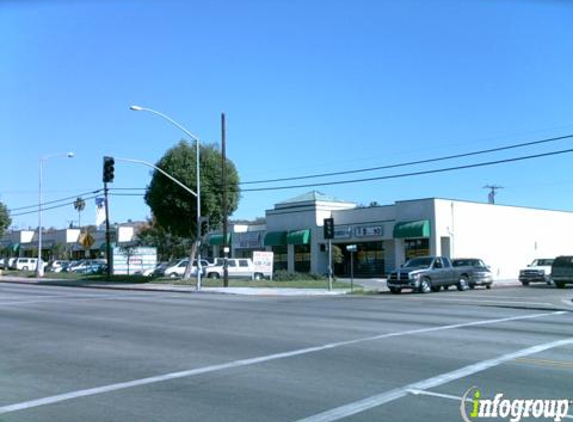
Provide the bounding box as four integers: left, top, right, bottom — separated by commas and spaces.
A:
483, 185, 503, 204
222, 112, 229, 287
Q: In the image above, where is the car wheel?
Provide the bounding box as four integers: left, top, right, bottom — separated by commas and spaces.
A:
208, 272, 220, 279
253, 273, 263, 280
22, 266, 29, 271
457, 276, 469, 291
521, 281, 530, 286
168, 273, 178, 279
485, 284, 492, 290
389, 287, 401, 294
419, 278, 432, 293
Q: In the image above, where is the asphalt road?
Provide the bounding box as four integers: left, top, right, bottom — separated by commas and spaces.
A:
0, 282, 571, 422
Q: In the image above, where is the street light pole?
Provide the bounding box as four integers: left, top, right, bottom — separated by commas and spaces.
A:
129, 105, 202, 290
37, 152, 74, 277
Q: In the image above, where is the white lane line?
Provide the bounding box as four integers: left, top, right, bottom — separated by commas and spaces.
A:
0, 310, 566, 415
406, 389, 573, 420
408, 388, 471, 402
293, 337, 573, 422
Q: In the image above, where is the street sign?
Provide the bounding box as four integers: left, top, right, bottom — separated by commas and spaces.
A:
79, 233, 95, 249
346, 244, 357, 252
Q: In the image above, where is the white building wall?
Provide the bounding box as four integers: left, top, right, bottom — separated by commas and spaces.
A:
433, 199, 573, 280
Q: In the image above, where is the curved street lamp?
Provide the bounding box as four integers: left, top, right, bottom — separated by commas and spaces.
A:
37, 152, 75, 277
129, 105, 203, 289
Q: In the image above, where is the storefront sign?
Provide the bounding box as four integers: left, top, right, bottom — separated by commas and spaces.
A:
236, 231, 261, 249
354, 225, 384, 237
253, 251, 274, 279
334, 226, 352, 239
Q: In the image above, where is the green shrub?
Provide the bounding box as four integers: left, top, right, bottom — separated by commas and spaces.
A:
273, 270, 330, 282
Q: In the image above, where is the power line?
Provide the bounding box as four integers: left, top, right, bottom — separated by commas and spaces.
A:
240, 147, 573, 193
240, 133, 573, 185
8, 189, 103, 212
10, 194, 102, 217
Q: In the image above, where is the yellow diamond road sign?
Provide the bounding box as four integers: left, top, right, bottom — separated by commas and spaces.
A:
79, 233, 95, 249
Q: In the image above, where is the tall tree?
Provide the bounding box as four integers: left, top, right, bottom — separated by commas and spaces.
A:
144, 141, 240, 278
73, 197, 86, 229
0, 201, 11, 238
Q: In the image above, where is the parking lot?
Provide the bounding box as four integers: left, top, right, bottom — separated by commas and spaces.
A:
0, 282, 571, 422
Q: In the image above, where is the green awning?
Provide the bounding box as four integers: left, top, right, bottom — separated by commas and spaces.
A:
287, 229, 311, 245
10, 243, 19, 253
264, 231, 287, 246
209, 233, 231, 246
99, 242, 116, 250
393, 220, 430, 238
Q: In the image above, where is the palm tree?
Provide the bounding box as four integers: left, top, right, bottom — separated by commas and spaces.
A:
73, 197, 86, 230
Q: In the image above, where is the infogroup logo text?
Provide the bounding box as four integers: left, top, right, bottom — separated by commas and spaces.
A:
460, 387, 571, 422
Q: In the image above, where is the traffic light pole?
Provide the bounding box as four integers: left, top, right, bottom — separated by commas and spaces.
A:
104, 182, 112, 279
323, 218, 334, 291
328, 239, 332, 291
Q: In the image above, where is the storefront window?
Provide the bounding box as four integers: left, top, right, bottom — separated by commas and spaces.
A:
405, 238, 430, 260
334, 242, 384, 277
294, 244, 311, 273
272, 246, 288, 271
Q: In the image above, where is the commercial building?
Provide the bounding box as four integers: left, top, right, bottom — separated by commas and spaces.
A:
0, 225, 137, 262
209, 191, 573, 280
5, 191, 573, 280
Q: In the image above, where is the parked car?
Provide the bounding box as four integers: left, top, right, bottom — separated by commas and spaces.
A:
451, 258, 493, 289
387, 256, 471, 294
72, 260, 107, 274
67, 259, 107, 274
550, 256, 573, 288
205, 258, 268, 280
45, 260, 70, 273
13, 257, 41, 271
7, 257, 18, 270
518, 258, 554, 286
163, 259, 210, 279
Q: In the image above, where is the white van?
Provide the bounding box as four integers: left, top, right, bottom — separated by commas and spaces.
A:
205, 258, 268, 280
14, 258, 39, 271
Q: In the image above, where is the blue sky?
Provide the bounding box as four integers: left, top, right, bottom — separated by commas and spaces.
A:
1, 0, 573, 230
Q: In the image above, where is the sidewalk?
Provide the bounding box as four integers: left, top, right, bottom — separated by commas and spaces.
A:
0, 275, 350, 296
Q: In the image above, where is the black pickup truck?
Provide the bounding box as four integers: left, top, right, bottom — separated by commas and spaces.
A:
387, 256, 472, 294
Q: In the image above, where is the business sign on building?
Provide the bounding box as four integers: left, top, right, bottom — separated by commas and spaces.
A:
334, 226, 352, 239
236, 231, 261, 249
354, 225, 384, 237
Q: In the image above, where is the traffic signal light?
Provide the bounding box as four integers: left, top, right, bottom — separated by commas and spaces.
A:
200, 218, 210, 236
103, 156, 115, 183
323, 218, 334, 239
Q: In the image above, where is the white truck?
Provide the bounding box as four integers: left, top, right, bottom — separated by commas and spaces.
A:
518, 258, 554, 286
205, 258, 271, 280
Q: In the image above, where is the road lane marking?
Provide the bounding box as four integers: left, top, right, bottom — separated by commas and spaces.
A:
0, 310, 566, 415
293, 337, 573, 422
406, 389, 573, 420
